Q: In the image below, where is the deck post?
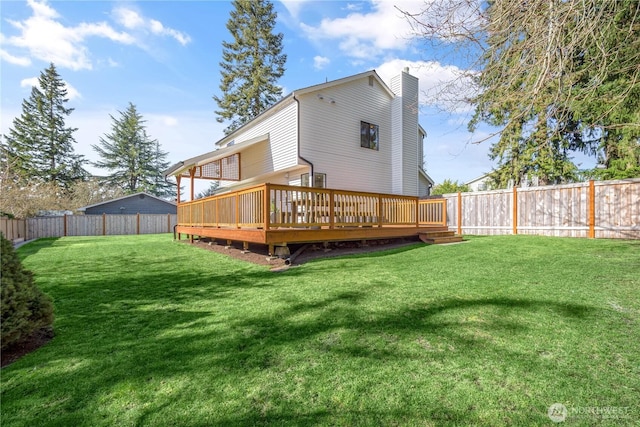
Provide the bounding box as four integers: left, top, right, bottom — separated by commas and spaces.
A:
264, 184, 270, 230
176, 176, 182, 206
377, 195, 383, 227
415, 198, 419, 228
442, 198, 447, 228
329, 190, 335, 229
236, 192, 240, 229
189, 167, 196, 201
242, 241, 250, 253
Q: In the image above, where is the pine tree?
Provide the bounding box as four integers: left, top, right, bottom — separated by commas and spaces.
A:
402, 0, 639, 182
92, 103, 175, 198
214, 0, 287, 134
1, 63, 87, 189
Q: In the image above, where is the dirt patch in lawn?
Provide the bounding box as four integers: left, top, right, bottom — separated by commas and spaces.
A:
1, 327, 54, 368
183, 236, 422, 269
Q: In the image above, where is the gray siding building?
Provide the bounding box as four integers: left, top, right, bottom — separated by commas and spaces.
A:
78, 192, 177, 215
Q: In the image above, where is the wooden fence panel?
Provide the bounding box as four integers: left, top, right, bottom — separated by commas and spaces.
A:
443, 178, 639, 239
139, 214, 178, 234
27, 217, 64, 239
518, 183, 589, 237
0, 217, 27, 241
595, 180, 640, 239
106, 215, 136, 236
25, 214, 177, 239
67, 215, 103, 236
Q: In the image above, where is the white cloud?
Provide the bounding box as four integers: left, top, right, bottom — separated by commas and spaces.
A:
151, 115, 179, 127
1, 0, 191, 70
2, 0, 135, 70
280, 0, 311, 20
376, 59, 478, 113
20, 77, 39, 88
114, 8, 145, 30
20, 75, 81, 100
114, 7, 191, 46
313, 55, 330, 70
0, 49, 32, 66
300, 0, 423, 59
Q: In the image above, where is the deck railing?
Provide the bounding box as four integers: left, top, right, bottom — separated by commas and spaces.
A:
178, 183, 446, 229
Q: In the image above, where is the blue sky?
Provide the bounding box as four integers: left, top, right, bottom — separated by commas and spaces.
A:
1, 0, 505, 186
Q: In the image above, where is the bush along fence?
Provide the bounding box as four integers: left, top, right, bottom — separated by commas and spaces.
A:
442, 178, 640, 239
24, 214, 177, 240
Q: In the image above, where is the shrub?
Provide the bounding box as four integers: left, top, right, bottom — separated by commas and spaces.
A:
1, 234, 54, 350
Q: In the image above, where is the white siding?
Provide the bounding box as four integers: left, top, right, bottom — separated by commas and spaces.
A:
298, 76, 394, 194
222, 100, 298, 178
418, 174, 431, 197
391, 72, 419, 196
391, 88, 404, 194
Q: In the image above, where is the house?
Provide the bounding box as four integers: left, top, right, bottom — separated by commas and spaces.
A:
77, 192, 176, 215
164, 69, 433, 199
465, 173, 492, 192
163, 69, 457, 251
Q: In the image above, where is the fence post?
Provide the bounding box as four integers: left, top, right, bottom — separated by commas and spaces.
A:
512, 186, 518, 235
457, 192, 462, 235
167, 213, 171, 233
63, 214, 68, 237
136, 213, 140, 235
102, 213, 106, 236
588, 180, 595, 238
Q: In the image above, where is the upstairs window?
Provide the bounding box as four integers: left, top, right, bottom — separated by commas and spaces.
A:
360, 121, 379, 150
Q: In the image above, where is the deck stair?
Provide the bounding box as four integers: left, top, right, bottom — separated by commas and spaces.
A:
418, 230, 464, 245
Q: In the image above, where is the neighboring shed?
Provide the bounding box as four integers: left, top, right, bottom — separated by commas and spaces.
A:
77, 192, 176, 215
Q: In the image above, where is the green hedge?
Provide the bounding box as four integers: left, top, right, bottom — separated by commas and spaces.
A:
1, 234, 54, 350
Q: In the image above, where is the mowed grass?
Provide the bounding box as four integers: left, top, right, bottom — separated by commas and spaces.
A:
2, 234, 639, 426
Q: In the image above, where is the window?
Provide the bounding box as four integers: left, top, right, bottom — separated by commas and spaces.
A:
360, 121, 379, 150
301, 173, 326, 188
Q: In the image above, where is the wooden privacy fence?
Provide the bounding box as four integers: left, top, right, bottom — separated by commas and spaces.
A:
1, 217, 27, 242
442, 178, 640, 239
26, 213, 177, 240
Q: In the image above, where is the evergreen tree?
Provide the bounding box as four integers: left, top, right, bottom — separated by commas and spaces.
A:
214, 0, 287, 134
1, 233, 54, 350
402, 0, 639, 182
1, 63, 87, 189
92, 103, 175, 198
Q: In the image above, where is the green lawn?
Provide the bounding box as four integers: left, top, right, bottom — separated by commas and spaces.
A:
2, 234, 639, 426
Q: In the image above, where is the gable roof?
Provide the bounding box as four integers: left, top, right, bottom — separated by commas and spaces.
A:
77, 192, 176, 212
293, 69, 394, 98
213, 70, 394, 148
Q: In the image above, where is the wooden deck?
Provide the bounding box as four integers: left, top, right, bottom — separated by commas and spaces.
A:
175, 184, 450, 254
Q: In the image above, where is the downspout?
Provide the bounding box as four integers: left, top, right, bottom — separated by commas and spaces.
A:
293, 94, 314, 182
